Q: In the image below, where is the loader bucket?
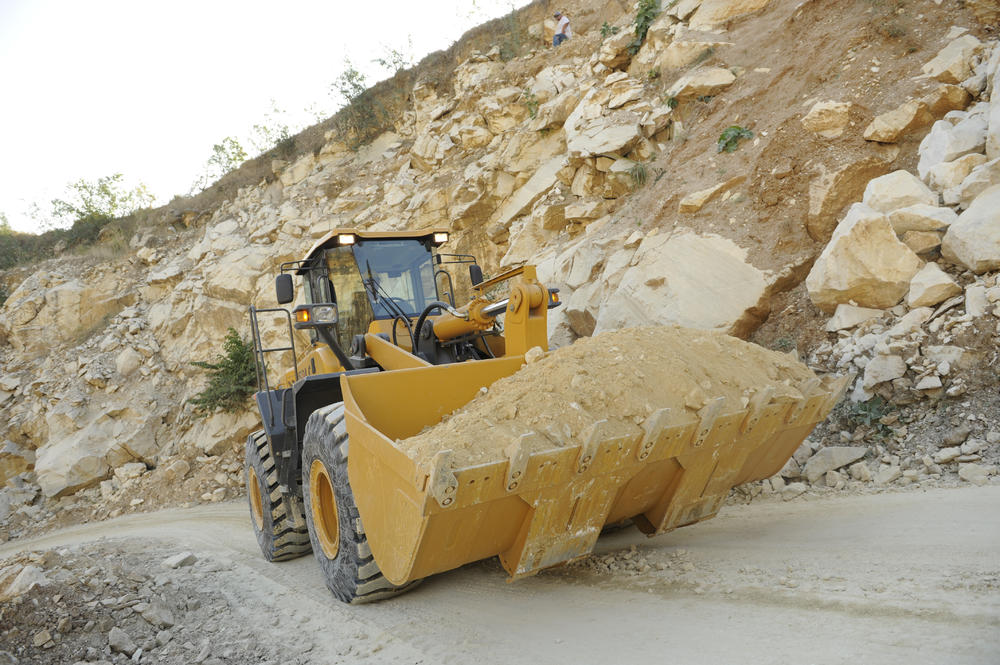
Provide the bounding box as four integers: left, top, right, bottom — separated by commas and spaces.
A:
340, 358, 850, 586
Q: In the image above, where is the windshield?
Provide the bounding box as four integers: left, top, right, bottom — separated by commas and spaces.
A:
351, 239, 438, 319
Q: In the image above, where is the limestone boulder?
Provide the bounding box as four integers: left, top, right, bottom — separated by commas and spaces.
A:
901, 231, 943, 256
917, 116, 989, 181
923, 84, 971, 118
921, 35, 983, 84
527, 65, 577, 104
825, 304, 883, 332
941, 184, 1000, 273
679, 176, 746, 213
179, 410, 260, 457
862, 170, 937, 213
926, 153, 989, 192
806, 203, 924, 312
595, 231, 769, 337
802, 447, 867, 484
598, 29, 636, 70
862, 354, 906, 389
492, 156, 565, 232
529, 88, 583, 131
665, 67, 736, 101
566, 119, 643, 158
0, 441, 34, 486
863, 101, 933, 143
807, 157, 892, 241
988, 93, 1000, 160
887, 204, 956, 233
410, 130, 456, 171
801, 101, 851, 139
907, 262, 961, 308
203, 246, 274, 304
689, 0, 773, 29
944, 158, 1000, 208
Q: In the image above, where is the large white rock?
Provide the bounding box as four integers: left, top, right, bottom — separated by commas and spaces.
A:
802, 447, 868, 484
921, 35, 983, 84
825, 304, 883, 332
665, 67, 736, 100
917, 117, 989, 180
863, 101, 933, 143
862, 354, 906, 389
941, 184, 1000, 273
887, 204, 957, 233
988, 93, 1000, 159
926, 153, 989, 192
689, 0, 773, 29
945, 158, 1000, 208
594, 231, 768, 337
801, 101, 851, 139
907, 262, 962, 308
492, 156, 565, 230
862, 170, 937, 213
806, 203, 924, 312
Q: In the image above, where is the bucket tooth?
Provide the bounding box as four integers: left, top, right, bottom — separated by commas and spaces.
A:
739, 386, 774, 434
504, 432, 541, 491
427, 450, 458, 508
637, 408, 671, 460
693, 397, 727, 448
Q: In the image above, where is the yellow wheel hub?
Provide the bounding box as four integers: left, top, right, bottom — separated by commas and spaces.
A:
248, 466, 264, 531
309, 459, 340, 559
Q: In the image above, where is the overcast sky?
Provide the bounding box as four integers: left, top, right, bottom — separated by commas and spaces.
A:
0, 0, 518, 233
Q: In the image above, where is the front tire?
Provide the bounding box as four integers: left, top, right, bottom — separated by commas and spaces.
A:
302, 403, 420, 603
245, 430, 311, 562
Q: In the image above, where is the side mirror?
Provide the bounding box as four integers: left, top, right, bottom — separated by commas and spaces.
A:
275, 274, 294, 304
469, 264, 484, 286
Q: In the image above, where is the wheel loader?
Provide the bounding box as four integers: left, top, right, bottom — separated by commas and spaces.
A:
245, 227, 849, 603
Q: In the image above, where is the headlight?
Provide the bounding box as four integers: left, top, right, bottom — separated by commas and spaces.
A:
337, 233, 356, 245
312, 305, 338, 323
293, 303, 338, 328
433, 232, 449, 244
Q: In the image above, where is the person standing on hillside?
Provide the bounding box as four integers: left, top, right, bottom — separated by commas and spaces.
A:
553, 11, 572, 47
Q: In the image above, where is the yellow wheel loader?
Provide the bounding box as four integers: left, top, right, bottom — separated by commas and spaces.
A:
245, 227, 848, 604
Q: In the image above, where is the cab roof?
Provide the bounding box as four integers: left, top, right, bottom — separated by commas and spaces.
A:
297, 228, 449, 273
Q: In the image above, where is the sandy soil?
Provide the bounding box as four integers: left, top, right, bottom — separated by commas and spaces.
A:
401, 326, 819, 467
2, 486, 997, 665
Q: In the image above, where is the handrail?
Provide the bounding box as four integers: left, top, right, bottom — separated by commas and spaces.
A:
248, 305, 298, 428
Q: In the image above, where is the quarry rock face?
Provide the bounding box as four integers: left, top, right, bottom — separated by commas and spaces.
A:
806, 204, 924, 312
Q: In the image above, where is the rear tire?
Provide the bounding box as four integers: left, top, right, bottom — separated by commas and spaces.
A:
245, 430, 311, 562
302, 403, 420, 604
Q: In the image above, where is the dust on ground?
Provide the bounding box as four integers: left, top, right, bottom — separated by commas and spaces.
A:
399, 325, 820, 467
0, 541, 297, 665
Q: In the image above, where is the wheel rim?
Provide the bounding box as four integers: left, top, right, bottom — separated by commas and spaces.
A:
248, 466, 264, 531
309, 459, 340, 559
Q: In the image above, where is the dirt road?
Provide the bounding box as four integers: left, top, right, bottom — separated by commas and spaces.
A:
4, 485, 999, 664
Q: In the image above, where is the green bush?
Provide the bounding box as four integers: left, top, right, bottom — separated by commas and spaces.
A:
600, 22, 620, 38
628, 162, 649, 187
628, 0, 661, 55
717, 126, 753, 153
188, 328, 257, 415
522, 89, 540, 119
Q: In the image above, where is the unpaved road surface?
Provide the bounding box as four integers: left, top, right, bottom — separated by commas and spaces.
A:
3, 486, 999, 664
